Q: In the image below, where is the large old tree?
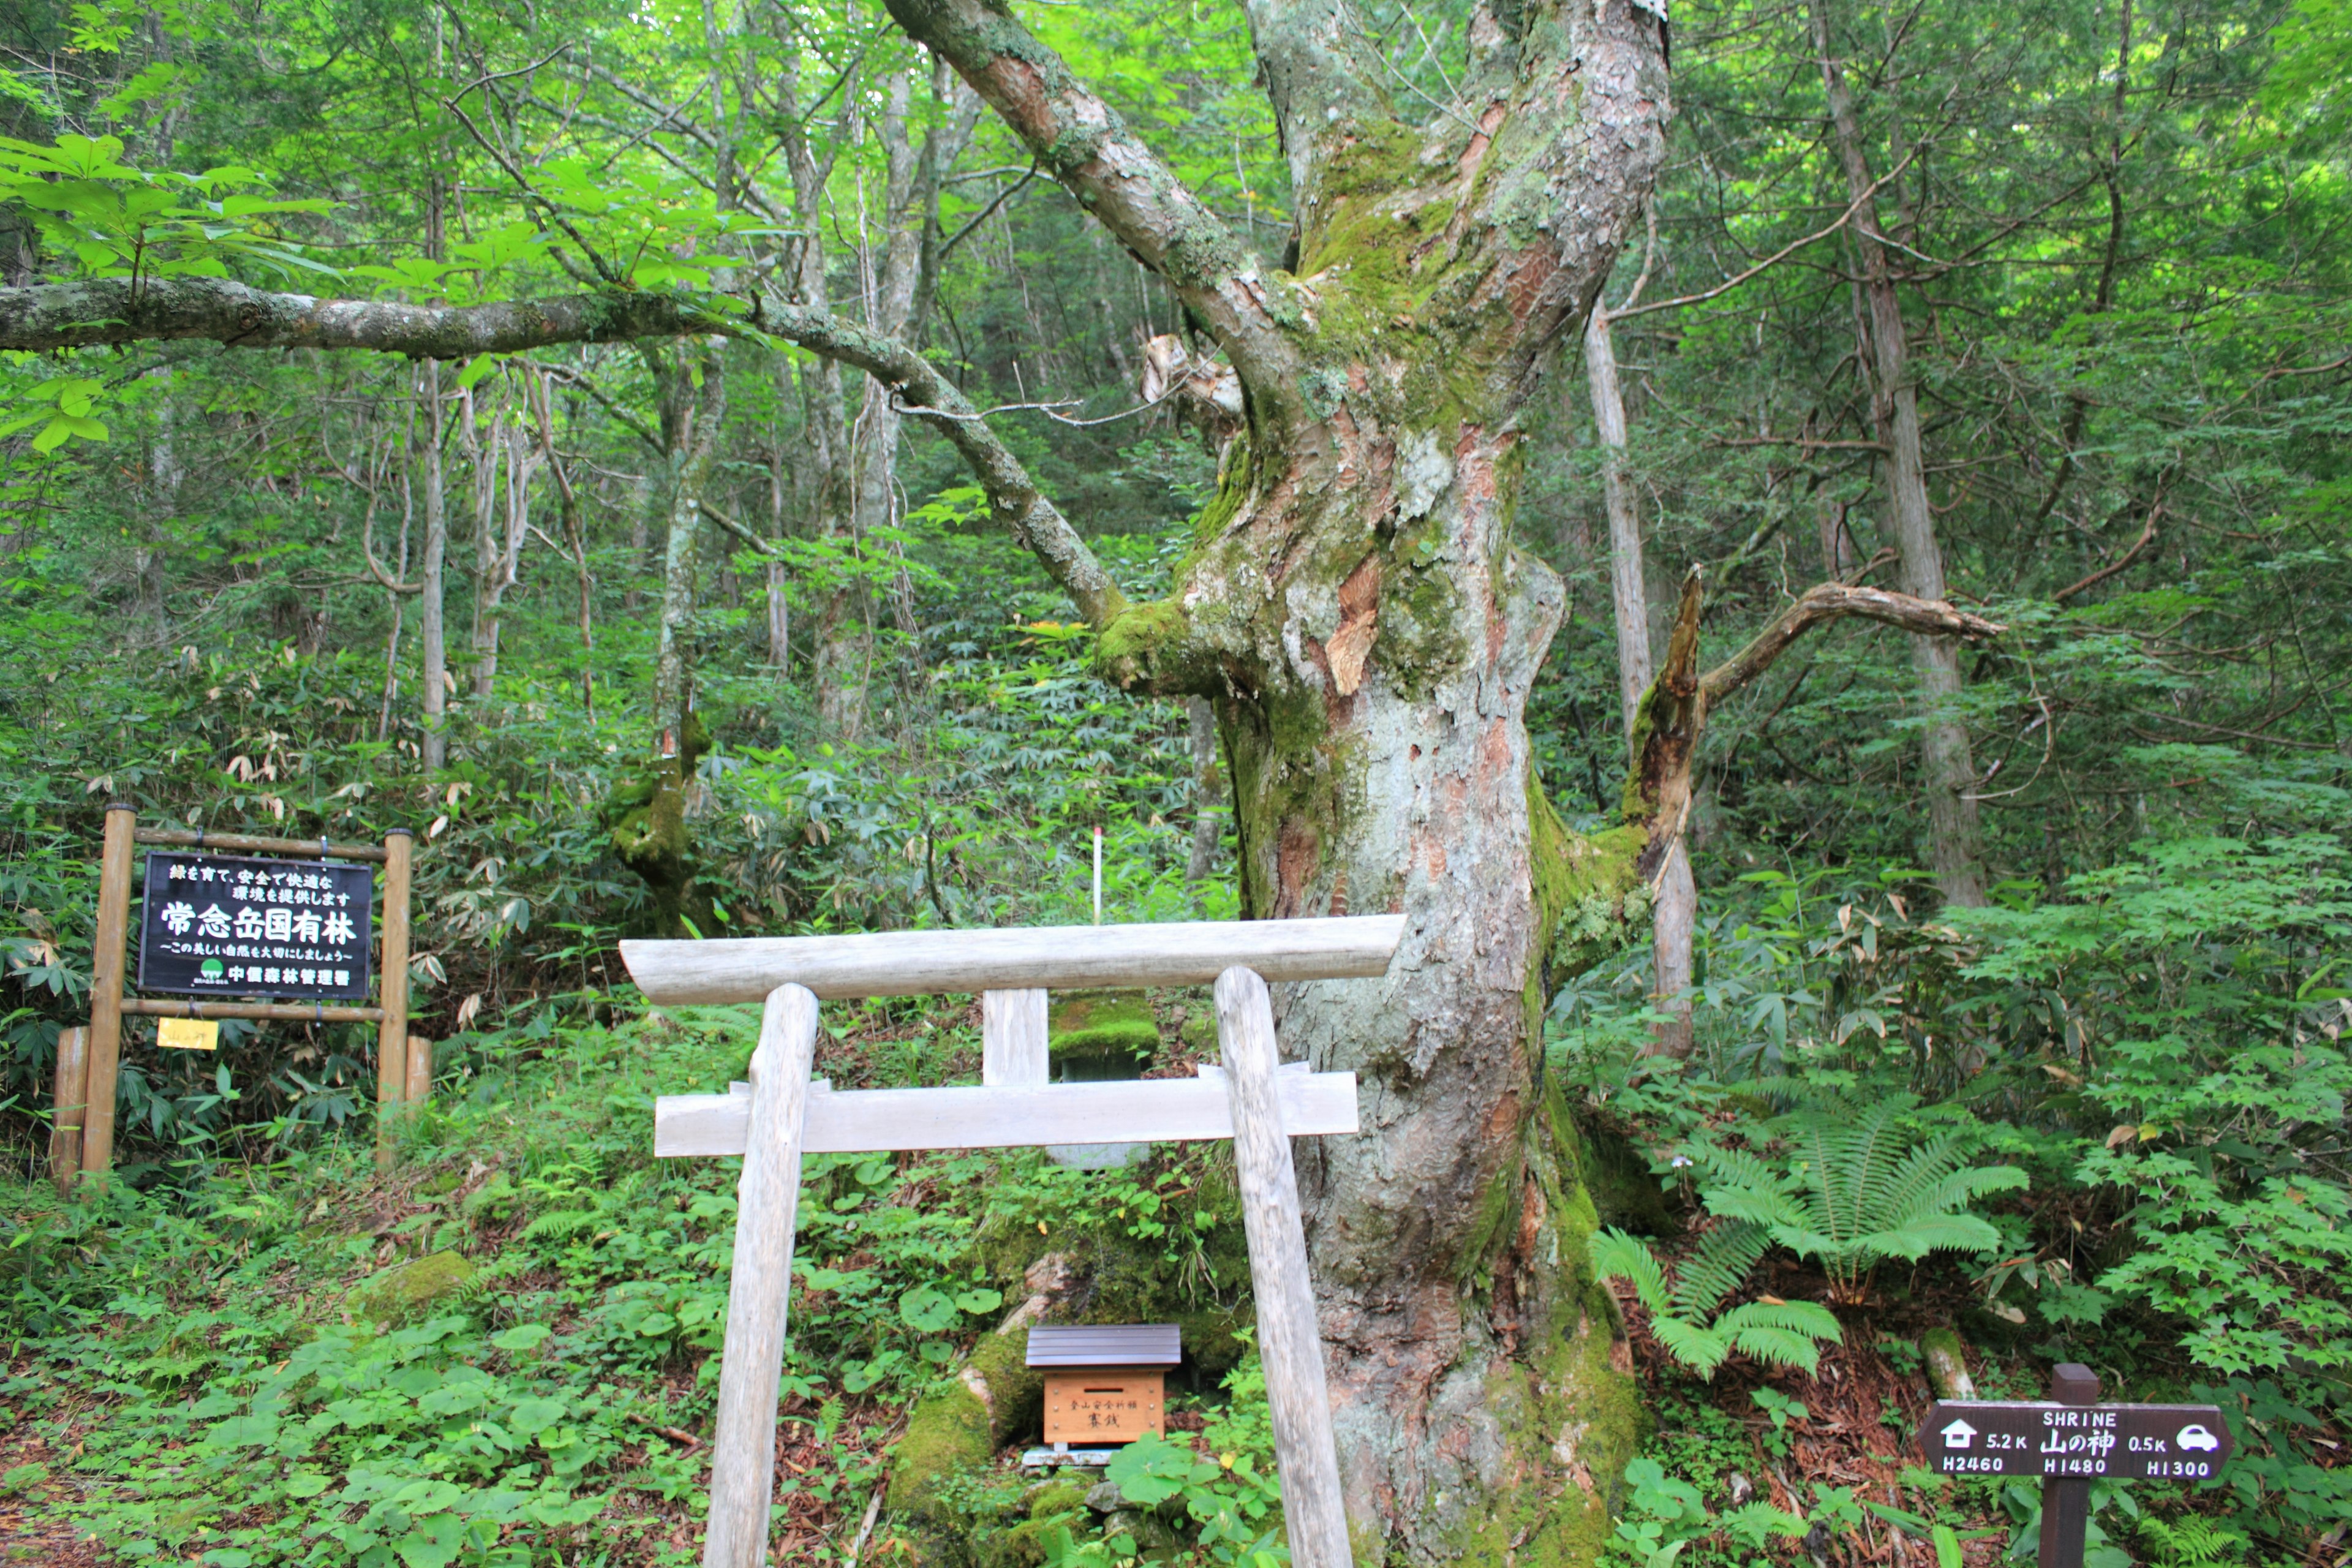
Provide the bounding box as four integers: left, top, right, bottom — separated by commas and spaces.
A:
0, 0, 1997, 1553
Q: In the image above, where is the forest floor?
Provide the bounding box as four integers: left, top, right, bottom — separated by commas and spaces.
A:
0, 998, 2269, 1568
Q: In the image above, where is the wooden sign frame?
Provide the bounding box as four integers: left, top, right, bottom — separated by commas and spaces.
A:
62, 803, 423, 1188
625, 914, 1405, 1568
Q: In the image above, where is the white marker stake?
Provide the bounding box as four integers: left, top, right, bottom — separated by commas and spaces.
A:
1093, 825, 1103, 924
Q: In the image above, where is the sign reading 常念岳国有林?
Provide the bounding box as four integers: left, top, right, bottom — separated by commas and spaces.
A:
1919, 1399, 2235, 1482
136, 851, 374, 1001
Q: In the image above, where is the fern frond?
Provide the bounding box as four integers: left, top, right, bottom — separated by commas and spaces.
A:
1810, 1099, 1905, 1253
1683, 1139, 1792, 1207
1720, 1298, 1843, 1373
1722, 1321, 1833, 1376
1718, 1501, 1810, 1548
1670, 1221, 1771, 1320
1589, 1227, 1673, 1314
1651, 1314, 1734, 1379
1721, 1299, 1844, 1340
1896, 1164, 2029, 1228
1872, 1129, 1969, 1223
521, 1210, 595, 1242
1852, 1213, 2002, 1262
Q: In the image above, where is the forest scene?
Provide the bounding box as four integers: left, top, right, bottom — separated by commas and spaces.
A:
1, 0, 2348, 1561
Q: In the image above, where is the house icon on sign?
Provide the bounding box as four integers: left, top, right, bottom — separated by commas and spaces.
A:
1941, 1419, 1978, 1449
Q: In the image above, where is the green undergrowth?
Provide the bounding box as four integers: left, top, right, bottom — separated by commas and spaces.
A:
0, 992, 1272, 1567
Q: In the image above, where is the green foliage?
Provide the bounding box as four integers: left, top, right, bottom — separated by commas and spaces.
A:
1589, 1224, 1842, 1379
1680, 1097, 2029, 1298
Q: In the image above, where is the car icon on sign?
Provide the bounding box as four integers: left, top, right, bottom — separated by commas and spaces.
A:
2175, 1425, 2221, 1452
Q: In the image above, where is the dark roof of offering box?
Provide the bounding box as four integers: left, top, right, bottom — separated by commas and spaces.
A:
1026, 1324, 1182, 1367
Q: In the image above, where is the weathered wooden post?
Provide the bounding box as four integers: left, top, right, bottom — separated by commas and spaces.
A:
375, 826, 414, 1167
404, 1036, 434, 1104
701, 983, 820, 1568
48, 1025, 88, 1193
981, 988, 1048, 1086
78, 803, 137, 1185
1214, 966, 1352, 1568
2039, 1364, 2099, 1568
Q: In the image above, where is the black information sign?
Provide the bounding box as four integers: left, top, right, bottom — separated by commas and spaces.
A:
1918, 1398, 2235, 1482
137, 852, 374, 1001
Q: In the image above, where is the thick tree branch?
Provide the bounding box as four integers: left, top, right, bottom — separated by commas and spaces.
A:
0, 274, 1128, 629
1699, 581, 2006, 703
0, 276, 742, 355
878, 0, 1300, 407
1622, 571, 2006, 879
764, 301, 1128, 628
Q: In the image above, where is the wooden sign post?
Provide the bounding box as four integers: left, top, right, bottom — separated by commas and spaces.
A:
623, 915, 1402, 1568
66, 805, 423, 1185
1917, 1363, 2234, 1568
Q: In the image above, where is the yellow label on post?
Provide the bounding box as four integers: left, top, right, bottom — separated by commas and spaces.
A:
158, 1017, 220, 1051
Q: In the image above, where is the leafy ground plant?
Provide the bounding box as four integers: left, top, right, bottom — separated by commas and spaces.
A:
1589, 1223, 1843, 1378
1682, 1096, 2027, 1302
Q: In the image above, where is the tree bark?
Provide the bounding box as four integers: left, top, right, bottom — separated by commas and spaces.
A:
644, 342, 727, 754
1812, 0, 1989, 907
415, 358, 449, 771
1583, 301, 1694, 1057
888, 0, 1673, 1552
0, 275, 748, 354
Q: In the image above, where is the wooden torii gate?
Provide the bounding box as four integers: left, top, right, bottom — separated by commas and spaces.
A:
622, 914, 1404, 1568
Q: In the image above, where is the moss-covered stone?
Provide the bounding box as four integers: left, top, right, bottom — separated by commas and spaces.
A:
1921, 1327, 1977, 1398
347, 1250, 475, 1328
887, 1378, 995, 1517
1047, 991, 1160, 1078
967, 1324, 1048, 1447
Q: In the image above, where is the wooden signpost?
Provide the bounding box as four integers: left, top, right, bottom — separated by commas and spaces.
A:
1917, 1363, 2234, 1568
623, 913, 1403, 1568
62, 804, 423, 1187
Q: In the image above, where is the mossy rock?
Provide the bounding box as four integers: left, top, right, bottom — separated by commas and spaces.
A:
968, 1324, 1049, 1447
1048, 991, 1160, 1078
886, 1379, 994, 1518
347, 1250, 475, 1328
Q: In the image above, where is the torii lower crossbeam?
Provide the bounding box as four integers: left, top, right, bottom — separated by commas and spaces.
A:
627, 917, 1404, 1568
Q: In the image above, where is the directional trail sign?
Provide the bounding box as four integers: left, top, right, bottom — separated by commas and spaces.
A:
1921, 1398, 2234, 1481
1918, 1364, 2234, 1568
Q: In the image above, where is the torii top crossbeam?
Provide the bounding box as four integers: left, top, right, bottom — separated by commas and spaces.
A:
620, 914, 1404, 1568
620, 913, 1404, 1001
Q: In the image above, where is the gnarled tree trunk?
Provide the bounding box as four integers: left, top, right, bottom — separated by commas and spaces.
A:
883, 0, 1673, 1552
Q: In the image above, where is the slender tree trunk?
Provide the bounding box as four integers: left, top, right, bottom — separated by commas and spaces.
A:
1584, 305, 1696, 1056
415, 358, 449, 771
818, 68, 979, 737
1585, 307, 1653, 735
1813, 0, 1989, 907
528, 367, 595, 713
462, 385, 499, 699
646, 345, 727, 753
139, 374, 181, 646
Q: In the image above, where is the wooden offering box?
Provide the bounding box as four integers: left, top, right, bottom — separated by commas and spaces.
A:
1030, 1324, 1180, 1447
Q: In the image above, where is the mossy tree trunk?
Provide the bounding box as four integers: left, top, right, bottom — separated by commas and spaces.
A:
881, 0, 1673, 1556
